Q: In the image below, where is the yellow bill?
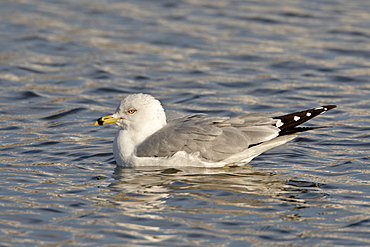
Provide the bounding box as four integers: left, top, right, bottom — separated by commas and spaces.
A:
94, 115, 121, 126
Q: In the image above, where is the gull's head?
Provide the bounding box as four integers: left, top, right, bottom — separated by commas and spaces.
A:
94, 93, 167, 132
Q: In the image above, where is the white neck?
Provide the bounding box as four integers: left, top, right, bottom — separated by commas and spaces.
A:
114, 119, 166, 166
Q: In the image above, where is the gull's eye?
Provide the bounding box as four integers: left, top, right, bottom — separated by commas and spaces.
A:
127, 109, 137, 114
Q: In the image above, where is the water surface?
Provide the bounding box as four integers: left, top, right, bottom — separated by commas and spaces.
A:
1, 0, 370, 246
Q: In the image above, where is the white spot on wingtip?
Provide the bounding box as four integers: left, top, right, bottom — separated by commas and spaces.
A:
306, 112, 311, 117
324, 107, 328, 111
294, 116, 300, 121
276, 119, 284, 127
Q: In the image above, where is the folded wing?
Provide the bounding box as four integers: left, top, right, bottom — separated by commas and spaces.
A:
136, 114, 280, 161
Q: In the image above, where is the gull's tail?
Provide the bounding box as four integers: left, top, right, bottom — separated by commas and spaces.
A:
274, 105, 337, 135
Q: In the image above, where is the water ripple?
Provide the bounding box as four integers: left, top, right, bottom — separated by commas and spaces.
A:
1, 0, 370, 245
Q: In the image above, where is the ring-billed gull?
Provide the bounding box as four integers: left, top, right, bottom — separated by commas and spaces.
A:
94, 93, 336, 167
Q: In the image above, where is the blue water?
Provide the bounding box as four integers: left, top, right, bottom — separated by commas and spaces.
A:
1, 0, 370, 246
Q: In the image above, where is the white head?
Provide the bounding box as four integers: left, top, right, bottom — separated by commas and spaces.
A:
111, 93, 167, 132
95, 93, 167, 142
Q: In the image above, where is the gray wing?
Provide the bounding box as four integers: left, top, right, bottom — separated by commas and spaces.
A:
136, 113, 280, 161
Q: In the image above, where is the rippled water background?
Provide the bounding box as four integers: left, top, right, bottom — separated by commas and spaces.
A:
1, 0, 370, 246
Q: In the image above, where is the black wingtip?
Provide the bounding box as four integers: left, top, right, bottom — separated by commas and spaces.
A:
274, 105, 336, 135
322, 105, 337, 110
